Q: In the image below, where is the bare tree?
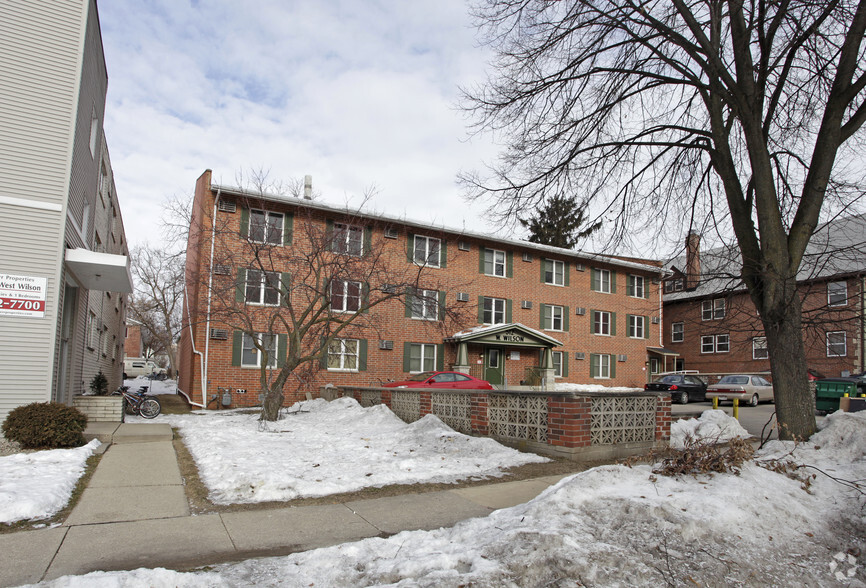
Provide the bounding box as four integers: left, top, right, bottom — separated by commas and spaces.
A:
462, 1, 866, 440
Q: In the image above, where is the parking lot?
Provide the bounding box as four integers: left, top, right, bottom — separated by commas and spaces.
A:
670, 400, 826, 442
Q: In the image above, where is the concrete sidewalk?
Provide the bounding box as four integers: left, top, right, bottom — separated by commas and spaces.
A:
0, 425, 567, 587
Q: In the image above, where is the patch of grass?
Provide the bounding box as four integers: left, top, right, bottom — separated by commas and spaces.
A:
158, 394, 192, 415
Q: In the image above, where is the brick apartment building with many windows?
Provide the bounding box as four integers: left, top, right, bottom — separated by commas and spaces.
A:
178, 170, 668, 409
662, 216, 866, 378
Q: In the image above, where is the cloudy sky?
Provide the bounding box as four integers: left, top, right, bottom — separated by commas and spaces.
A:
98, 1, 503, 250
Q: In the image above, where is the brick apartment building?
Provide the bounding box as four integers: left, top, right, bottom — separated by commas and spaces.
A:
662, 215, 866, 378
178, 170, 668, 409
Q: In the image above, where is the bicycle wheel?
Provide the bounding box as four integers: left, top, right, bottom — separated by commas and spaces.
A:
139, 397, 161, 419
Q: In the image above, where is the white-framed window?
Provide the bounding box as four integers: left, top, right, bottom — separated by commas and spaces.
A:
482, 297, 506, 324
552, 350, 563, 377
542, 304, 564, 331
330, 280, 362, 313
715, 333, 730, 353
591, 354, 611, 379
828, 281, 848, 307
827, 331, 847, 357
413, 236, 441, 268
242, 333, 277, 368
701, 334, 729, 353
88, 105, 99, 157
332, 223, 364, 256
702, 298, 726, 320
246, 269, 280, 305
628, 315, 645, 338
592, 310, 611, 335
86, 311, 97, 350
543, 259, 565, 286
327, 338, 359, 371
408, 343, 436, 373
701, 335, 715, 353
411, 289, 439, 320
752, 336, 768, 359
671, 322, 684, 343
592, 268, 611, 293
249, 210, 284, 244
483, 248, 507, 277
627, 274, 645, 298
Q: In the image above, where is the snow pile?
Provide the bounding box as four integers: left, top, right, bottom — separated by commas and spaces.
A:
152, 397, 548, 504
670, 409, 751, 448
0, 439, 101, 524
29, 411, 866, 587
554, 382, 642, 393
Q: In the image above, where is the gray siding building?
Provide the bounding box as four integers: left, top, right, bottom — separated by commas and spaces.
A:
0, 0, 132, 422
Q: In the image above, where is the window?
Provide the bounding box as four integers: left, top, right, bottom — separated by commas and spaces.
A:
242, 333, 277, 368
592, 268, 612, 293
246, 270, 280, 305
86, 312, 97, 350
483, 248, 507, 277
413, 236, 441, 268
715, 334, 730, 353
88, 106, 99, 157
249, 210, 284, 244
327, 338, 359, 371
664, 277, 683, 293
591, 354, 611, 379
827, 331, 847, 357
592, 310, 612, 335
552, 351, 563, 377
628, 315, 646, 338
411, 289, 439, 320
482, 297, 506, 324
542, 304, 564, 331
543, 259, 565, 286
701, 334, 729, 353
752, 337, 768, 359
332, 223, 364, 256
671, 322, 684, 343
702, 298, 726, 320
408, 343, 436, 373
828, 281, 848, 306
627, 275, 645, 298
330, 280, 362, 313
701, 335, 715, 354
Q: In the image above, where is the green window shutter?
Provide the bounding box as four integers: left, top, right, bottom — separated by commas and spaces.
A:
626, 314, 633, 337
280, 272, 291, 303
539, 303, 547, 329
406, 234, 415, 261
611, 312, 617, 336
540, 259, 547, 283
591, 269, 599, 291
590, 354, 598, 378
362, 282, 370, 313
562, 352, 569, 377
564, 263, 570, 287
611, 271, 618, 294
438, 290, 446, 320
236, 268, 247, 303
325, 220, 334, 250
478, 296, 485, 322
283, 214, 294, 245
436, 344, 444, 371
277, 334, 288, 367
563, 306, 570, 331
363, 227, 372, 255
358, 339, 368, 371
506, 251, 513, 278
479, 249, 486, 274
240, 207, 250, 238
627, 276, 634, 297
403, 342, 412, 372
590, 310, 597, 334
232, 331, 243, 366
440, 240, 447, 268
644, 315, 650, 339
610, 355, 617, 379
405, 287, 414, 318
320, 337, 328, 369
506, 299, 513, 322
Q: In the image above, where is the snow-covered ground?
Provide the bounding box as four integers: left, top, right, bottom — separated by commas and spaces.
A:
122, 376, 178, 395
21, 410, 866, 587
671, 408, 752, 448
0, 440, 100, 524
143, 397, 549, 504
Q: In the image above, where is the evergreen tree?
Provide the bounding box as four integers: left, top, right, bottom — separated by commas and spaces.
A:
518, 196, 600, 249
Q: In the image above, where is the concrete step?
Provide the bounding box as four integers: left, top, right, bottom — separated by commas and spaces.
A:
112, 423, 173, 443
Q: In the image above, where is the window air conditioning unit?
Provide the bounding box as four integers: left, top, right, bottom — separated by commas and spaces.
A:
382, 284, 397, 294
522, 252, 533, 262
210, 328, 228, 340
456, 292, 469, 302
575, 307, 586, 315
575, 263, 585, 272
521, 300, 532, 309
574, 352, 585, 360
618, 354, 627, 362
651, 316, 660, 324
378, 340, 394, 350
458, 240, 470, 251
384, 227, 398, 239
213, 264, 231, 275
218, 200, 236, 213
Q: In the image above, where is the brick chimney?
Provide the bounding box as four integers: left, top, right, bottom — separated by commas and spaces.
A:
685, 231, 701, 289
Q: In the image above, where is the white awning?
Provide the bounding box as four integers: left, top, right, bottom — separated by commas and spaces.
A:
65, 248, 133, 293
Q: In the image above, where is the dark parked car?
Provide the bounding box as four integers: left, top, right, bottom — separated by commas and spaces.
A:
384, 371, 494, 390
645, 374, 708, 404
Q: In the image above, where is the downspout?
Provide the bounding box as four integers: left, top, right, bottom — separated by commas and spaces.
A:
861, 274, 865, 373
201, 188, 221, 408
182, 285, 205, 408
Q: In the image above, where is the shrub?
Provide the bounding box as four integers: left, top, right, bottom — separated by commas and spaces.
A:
1, 402, 88, 449
89, 370, 109, 396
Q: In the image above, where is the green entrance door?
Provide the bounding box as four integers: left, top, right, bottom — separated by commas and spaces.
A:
484, 347, 504, 386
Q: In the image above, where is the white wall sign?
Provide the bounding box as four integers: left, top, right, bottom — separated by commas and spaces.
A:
509, 351, 520, 360
0, 273, 47, 318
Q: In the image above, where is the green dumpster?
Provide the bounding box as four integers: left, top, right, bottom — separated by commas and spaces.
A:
815, 379, 863, 413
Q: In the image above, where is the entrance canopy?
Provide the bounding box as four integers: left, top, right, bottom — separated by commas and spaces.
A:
446, 323, 562, 348
65, 248, 133, 293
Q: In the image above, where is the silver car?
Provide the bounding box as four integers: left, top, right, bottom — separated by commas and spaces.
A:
706, 375, 774, 407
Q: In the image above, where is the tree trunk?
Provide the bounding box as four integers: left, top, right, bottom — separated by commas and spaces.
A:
760, 289, 817, 441
261, 388, 285, 421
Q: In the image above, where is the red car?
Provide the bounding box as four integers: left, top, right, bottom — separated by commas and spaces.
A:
384, 371, 494, 390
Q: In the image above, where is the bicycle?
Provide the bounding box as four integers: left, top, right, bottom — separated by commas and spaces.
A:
112, 385, 161, 419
